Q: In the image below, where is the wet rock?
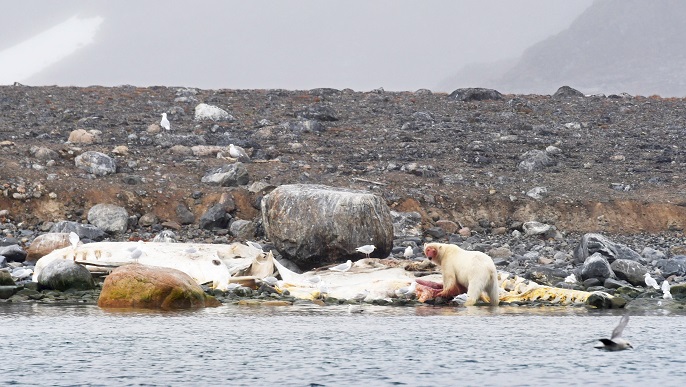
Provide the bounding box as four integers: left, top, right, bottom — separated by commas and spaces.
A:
49, 221, 106, 241
586, 291, 625, 309
98, 264, 221, 310
199, 203, 230, 230
201, 162, 249, 187
581, 253, 615, 282
0, 285, 17, 299
74, 151, 116, 176
0, 271, 15, 286
0, 244, 27, 262
261, 184, 394, 269
36, 259, 95, 291
26, 233, 72, 262
448, 88, 503, 101
87, 204, 129, 233
194, 103, 234, 121
610, 259, 648, 286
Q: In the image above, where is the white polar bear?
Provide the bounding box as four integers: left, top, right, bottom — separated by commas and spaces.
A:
423, 242, 499, 306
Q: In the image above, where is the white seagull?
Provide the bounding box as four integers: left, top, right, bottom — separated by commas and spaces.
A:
329, 260, 352, 272
595, 314, 633, 351
403, 246, 414, 258
347, 304, 364, 314
395, 281, 417, 297
229, 144, 249, 160
160, 113, 171, 130
69, 232, 80, 249
355, 244, 375, 258
644, 273, 659, 289
662, 280, 673, 300
564, 273, 577, 284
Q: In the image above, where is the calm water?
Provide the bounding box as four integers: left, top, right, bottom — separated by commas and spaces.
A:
1, 303, 685, 386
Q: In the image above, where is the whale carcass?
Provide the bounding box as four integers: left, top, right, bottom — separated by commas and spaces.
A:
32, 241, 271, 291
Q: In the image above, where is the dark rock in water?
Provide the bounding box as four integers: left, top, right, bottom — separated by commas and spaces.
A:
610, 259, 648, 286
50, 221, 106, 241
201, 162, 249, 187
0, 285, 17, 299
448, 88, 503, 101
87, 203, 129, 234
199, 203, 230, 230
670, 283, 686, 299
526, 266, 568, 286
586, 291, 626, 309
581, 253, 615, 281
553, 86, 584, 98
0, 271, 16, 286
0, 244, 27, 262
261, 184, 394, 270
37, 259, 95, 291
655, 259, 686, 277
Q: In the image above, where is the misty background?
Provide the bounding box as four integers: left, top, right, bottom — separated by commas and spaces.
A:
1, 0, 683, 96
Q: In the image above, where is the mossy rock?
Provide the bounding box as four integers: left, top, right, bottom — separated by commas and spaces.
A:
98, 264, 221, 310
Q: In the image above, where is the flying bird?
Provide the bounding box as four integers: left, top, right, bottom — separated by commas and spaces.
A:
403, 246, 414, 258
355, 244, 375, 258
160, 113, 171, 130
595, 313, 633, 351
329, 260, 352, 272
229, 144, 250, 160
644, 273, 659, 289
662, 280, 673, 299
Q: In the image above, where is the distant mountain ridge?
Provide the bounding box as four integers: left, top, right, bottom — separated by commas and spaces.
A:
440, 0, 686, 97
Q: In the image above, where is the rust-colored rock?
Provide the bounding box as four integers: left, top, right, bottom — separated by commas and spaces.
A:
98, 264, 221, 310
26, 233, 71, 262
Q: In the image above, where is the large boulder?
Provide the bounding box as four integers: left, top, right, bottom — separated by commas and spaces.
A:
448, 87, 503, 101
74, 151, 116, 176
609, 259, 648, 286
49, 221, 106, 241
98, 264, 221, 310
36, 259, 95, 291
87, 204, 129, 233
201, 162, 249, 187
580, 253, 615, 282
261, 184, 394, 269
573, 233, 643, 264
0, 244, 26, 262
26, 233, 72, 262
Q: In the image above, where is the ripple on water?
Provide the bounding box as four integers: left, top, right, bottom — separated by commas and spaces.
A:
1, 303, 686, 386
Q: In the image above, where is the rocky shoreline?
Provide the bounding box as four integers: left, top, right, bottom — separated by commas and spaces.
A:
1, 85, 686, 310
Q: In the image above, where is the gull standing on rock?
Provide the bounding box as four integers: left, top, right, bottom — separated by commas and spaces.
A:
329, 260, 352, 272
644, 273, 659, 289
229, 144, 250, 160
595, 313, 633, 351
69, 232, 80, 260
662, 280, 673, 299
355, 244, 375, 258
404, 246, 414, 258
160, 113, 171, 130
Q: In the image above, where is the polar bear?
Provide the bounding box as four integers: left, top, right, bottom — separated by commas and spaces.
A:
423, 242, 499, 306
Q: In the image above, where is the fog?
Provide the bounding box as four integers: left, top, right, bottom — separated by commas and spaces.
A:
0, 0, 593, 91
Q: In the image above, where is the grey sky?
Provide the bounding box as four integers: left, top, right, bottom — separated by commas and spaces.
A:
0, 0, 593, 91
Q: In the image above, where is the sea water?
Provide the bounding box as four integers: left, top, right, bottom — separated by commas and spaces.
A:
1, 303, 685, 386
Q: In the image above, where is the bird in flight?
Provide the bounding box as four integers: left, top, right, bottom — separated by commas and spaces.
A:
595, 313, 633, 351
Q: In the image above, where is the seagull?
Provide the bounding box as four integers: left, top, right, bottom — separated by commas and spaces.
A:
348, 304, 364, 314
262, 276, 278, 287
395, 281, 417, 297
69, 232, 79, 249
229, 144, 249, 160
564, 273, 577, 284
451, 293, 468, 305
662, 280, 673, 300
160, 113, 171, 130
11, 267, 33, 281
355, 244, 375, 258
644, 273, 660, 289
404, 246, 414, 258
595, 314, 633, 351
246, 241, 263, 251
352, 289, 369, 303
130, 247, 143, 263
329, 260, 352, 272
